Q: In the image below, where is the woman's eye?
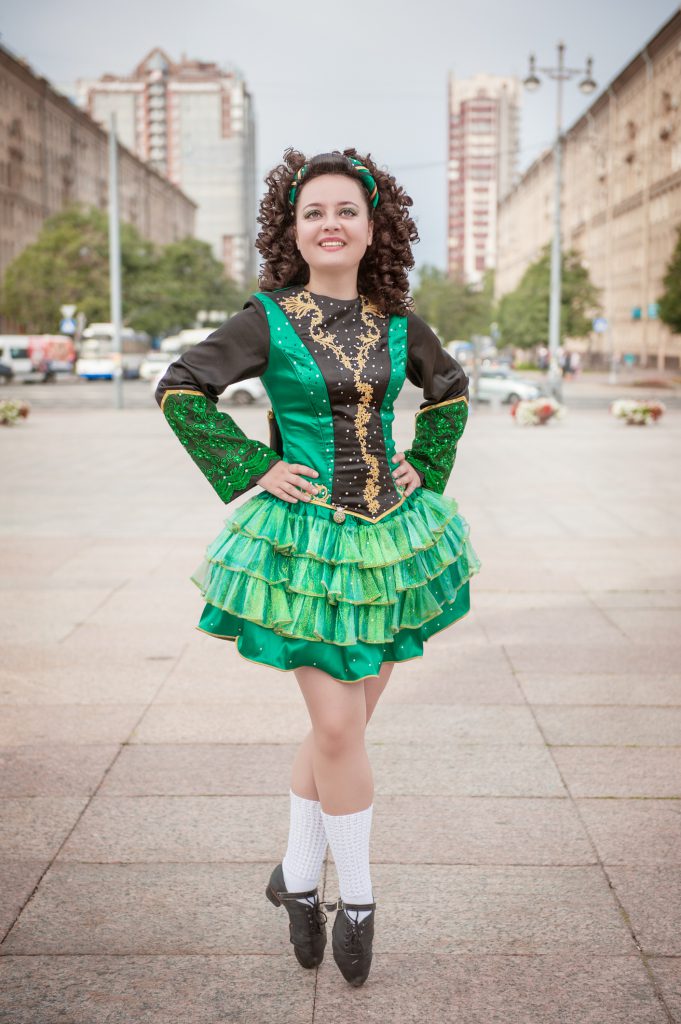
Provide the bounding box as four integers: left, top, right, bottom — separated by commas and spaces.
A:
340, 208, 357, 216
304, 210, 321, 218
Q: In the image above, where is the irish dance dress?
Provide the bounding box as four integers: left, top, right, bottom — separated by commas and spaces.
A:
155, 286, 481, 682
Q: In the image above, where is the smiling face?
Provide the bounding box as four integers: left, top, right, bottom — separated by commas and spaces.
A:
293, 173, 374, 281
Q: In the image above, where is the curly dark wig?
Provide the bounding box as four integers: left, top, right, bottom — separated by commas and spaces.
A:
255, 147, 419, 316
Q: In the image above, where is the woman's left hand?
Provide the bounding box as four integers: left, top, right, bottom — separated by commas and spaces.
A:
391, 451, 422, 496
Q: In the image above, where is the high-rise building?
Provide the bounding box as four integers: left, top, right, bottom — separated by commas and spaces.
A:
78, 49, 256, 287
447, 73, 521, 285
0, 44, 195, 318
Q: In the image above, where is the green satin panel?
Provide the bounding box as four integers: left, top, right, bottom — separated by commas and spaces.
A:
378, 313, 408, 482
255, 292, 336, 495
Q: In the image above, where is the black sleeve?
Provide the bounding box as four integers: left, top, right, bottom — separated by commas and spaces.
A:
405, 313, 469, 408
154, 297, 270, 407
154, 296, 282, 505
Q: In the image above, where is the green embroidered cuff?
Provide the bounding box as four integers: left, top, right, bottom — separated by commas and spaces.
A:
403, 397, 468, 494
161, 389, 281, 505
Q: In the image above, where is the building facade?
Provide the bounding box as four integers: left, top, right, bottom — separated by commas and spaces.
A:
78, 49, 256, 287
0, 45, 196, 301
447, 73, 521, 285
496, 10, 681, 369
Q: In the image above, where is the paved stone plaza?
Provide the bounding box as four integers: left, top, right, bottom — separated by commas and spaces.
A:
1, 390, 680, 1022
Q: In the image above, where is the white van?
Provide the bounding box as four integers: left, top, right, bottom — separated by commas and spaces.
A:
0, 337, 34, 382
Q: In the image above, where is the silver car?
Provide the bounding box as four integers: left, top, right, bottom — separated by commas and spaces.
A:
473, 368, 541, 404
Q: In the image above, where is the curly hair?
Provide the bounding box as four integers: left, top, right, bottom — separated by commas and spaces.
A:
255, 147, 419, 316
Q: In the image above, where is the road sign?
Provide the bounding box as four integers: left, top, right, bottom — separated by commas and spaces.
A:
592, 317, 608, 333
60, 304, 76, 318
60, 318, 77, 334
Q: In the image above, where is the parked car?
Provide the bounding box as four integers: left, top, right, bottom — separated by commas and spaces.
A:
150, 369, 265, 405
474, 368, 541, 404
139, 351, 173, 381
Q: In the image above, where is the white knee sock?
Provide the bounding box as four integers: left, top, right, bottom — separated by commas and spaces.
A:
282, 790, 328, 905
321, 804, 374, 923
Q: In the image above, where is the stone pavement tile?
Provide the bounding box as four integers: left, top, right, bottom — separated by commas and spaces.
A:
0, 860, 48, 939
50, 539, 177, 582
553, 748, 681, 798
314, 954, 666, 1024
603, 608, 681, 643
1, 862, 301, 955
86, 585, 198, 630
533, 706, 681, 746
100, 743, 297, 796
505, 643, 681, 675
518, 673, 681, 706
0, 954, 315, 1024
0, 645, 173, 705
479, 607, 623, 646
369, 704, 544, 745
62, 621, 187, 661
0, 589, 114, 645
648, 959, 681, 1023
474, 591, 593, 609
370, 743, 565, 797
576, 799, 681, 865
322, 863, 635, 955
0, 745, 118, 796
372, 796, 592, 865
608, 867, 681, 955
57, 795, 290, 863
0, 798, 88, 859
384, 665, 524, 705
157, 649, 303, 704
588, 589, 681, 609
469, 563, 580, 592
0, 705, 146, 746
131, 702, 310, 744
0, 537, 85, 577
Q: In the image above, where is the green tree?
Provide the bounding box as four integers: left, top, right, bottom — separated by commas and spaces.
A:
658, 226, 681, 333
0, 205, 246, 335
496, 244, 600, 349
412, 265, 494, 342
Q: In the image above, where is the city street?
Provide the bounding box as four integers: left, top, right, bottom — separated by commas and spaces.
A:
1, 391, 679, 1022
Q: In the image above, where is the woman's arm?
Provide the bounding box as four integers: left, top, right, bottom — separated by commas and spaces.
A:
402, 313, 470, 495
155, 298, 281, 505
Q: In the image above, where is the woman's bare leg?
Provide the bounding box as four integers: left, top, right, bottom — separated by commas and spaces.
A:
291, 662, 394, 813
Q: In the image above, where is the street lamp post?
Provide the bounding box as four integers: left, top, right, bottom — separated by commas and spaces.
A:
523, 44, 597, 401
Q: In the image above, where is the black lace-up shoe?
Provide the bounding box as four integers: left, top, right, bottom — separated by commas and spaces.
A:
265, 863, 327, 968
325, 897, 376, 987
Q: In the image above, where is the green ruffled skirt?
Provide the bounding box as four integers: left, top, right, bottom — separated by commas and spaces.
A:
191, 487, 481, 682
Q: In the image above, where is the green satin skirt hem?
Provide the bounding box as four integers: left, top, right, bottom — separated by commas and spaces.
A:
196, 581, 471, 683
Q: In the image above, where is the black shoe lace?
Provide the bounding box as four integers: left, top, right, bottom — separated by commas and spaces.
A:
343, 911, 364, 954
304, 899, 327, 934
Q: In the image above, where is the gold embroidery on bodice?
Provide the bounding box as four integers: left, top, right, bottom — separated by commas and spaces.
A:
279, 289, 385, 515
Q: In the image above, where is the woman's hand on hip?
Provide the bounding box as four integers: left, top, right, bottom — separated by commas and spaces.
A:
392, 452, 422, 496
258, 461, 320, 503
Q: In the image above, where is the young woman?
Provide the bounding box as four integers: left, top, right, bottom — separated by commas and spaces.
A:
155, 148, 480, 987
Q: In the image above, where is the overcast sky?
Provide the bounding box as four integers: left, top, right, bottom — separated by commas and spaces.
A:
3, 0, 679, 272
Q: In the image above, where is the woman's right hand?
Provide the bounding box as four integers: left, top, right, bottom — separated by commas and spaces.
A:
258, 461, 320, 503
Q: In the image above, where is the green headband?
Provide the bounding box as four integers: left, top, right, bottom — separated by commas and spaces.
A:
288, 156, 379, 209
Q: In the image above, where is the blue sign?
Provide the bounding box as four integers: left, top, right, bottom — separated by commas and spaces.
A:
631, 307, 642, 321
592, 317, 608, 333
648, 302, 659, 319
60, 318, 76, 334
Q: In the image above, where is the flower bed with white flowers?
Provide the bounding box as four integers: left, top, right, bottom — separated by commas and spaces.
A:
610, 399, 665, 425
511, 397, 566, 426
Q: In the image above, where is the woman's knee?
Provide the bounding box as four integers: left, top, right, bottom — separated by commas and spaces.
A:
295, 668, 366, 757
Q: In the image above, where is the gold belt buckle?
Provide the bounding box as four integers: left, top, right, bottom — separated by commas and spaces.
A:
332, 505, 346, 524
